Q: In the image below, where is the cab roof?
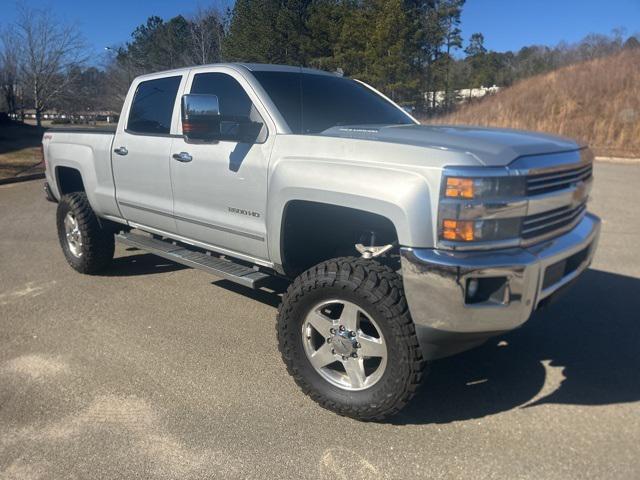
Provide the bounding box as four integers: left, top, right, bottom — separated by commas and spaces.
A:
134, 63, 338, 81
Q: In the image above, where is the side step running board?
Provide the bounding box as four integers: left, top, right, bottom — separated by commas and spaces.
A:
116, 232, 271, 289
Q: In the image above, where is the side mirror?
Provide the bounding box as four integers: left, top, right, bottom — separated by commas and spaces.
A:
181, 94, 221, 142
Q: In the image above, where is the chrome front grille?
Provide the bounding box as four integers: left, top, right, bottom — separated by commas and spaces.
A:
522, 202, 587, 240
438, 149, 594, 251
526, 163, 592, 195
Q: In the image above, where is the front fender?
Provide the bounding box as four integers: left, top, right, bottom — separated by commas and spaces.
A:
267, 158, 434, 266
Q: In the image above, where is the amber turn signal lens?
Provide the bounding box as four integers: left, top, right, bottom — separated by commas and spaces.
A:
445, 177, 474, 199
442, 219, 475, 241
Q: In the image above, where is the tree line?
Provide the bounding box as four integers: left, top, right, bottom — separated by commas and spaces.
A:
1, 1, 638, 125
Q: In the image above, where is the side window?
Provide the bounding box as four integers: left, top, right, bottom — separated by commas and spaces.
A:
191, 73, 252, 118
190, 72, 265, 142
127, 76, 182, 135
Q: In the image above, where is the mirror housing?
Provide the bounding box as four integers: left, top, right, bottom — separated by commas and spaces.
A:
181, 94, 221, 142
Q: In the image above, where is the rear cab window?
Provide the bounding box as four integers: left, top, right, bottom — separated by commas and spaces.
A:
127, 76, 182, 135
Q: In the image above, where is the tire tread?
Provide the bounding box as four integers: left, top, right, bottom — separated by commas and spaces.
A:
57, 192, 114, 274
277, 256, 425, 421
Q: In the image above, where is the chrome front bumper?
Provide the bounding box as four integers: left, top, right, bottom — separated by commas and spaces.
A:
400, 213, 601, 359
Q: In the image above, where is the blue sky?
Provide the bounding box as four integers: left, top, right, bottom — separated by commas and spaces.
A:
461, 0, 639, 51
2, 0, 638, 61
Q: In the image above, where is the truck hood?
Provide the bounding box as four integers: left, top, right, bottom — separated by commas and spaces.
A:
319, 124, 582, 166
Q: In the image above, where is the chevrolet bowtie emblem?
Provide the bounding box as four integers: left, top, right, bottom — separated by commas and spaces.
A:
572, 180, 587, 205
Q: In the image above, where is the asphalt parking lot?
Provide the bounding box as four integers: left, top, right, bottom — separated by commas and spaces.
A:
1, 162, 639, 479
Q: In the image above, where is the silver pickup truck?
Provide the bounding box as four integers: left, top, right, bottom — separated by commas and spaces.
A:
43, 63, 600, 421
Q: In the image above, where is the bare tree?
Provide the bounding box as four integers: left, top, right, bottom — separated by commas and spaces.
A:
189, 5, 226, 65
101, 47, 133, 113
13, 4, 87, 126
577, 33, 619, 61
0, 28, 21, 115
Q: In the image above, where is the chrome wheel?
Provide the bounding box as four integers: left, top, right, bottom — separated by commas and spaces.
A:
302, 299, 387, 391
64, 212, 83, 257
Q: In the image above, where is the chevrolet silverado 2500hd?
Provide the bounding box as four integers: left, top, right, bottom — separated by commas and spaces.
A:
43, 64, 600, 421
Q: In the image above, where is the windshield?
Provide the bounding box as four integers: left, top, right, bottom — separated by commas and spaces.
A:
251, 71, 415, 134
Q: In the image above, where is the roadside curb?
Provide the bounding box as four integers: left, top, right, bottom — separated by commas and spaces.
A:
0, 172, 45, 186
595, 156, 640, 164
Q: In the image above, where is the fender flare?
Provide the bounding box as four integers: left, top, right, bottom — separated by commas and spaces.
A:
267, 159, 434, 267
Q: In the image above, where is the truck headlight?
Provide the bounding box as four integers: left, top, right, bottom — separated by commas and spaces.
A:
444, 176, 525, 199
441, 218, 522, 242
439, 170, 525, 245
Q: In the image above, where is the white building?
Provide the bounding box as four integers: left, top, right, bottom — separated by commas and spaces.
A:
424, 85, 500, 108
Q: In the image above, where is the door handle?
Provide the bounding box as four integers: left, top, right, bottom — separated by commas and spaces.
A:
114, 146, 128, 156
172, 152, 193, 163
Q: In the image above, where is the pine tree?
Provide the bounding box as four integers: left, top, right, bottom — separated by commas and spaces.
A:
221, 0, 466, 110
303, 0, 349, 70
122, 16, 193, 73
224, 0, 314, 65
440, 0, 464, 110
406, 0, 464, 110
333, 1, 370, 77
465, 32, 486, 57
223, 0, 282, 62
464, 32, 489, 88
363, 0, 417, 102
275, 0, 313, 64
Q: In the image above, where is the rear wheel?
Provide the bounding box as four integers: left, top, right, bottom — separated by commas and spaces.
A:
56, 192, 115, 274
277, 257, 425, 421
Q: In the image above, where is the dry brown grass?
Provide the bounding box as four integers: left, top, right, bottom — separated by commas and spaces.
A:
0, 122, 110, 179
428, 49, 640, 158
0, 123, 45, 179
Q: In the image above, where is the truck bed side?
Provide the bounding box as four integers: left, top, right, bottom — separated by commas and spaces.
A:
43, 129, 121, 220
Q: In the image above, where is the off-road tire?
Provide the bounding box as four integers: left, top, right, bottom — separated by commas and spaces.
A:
56, 192, 115, 274
277, 256, 426, 421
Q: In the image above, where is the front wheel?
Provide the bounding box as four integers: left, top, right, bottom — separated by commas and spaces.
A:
277, 257, 426, 421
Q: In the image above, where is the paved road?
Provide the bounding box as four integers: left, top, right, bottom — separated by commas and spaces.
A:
1, 163, 639, 479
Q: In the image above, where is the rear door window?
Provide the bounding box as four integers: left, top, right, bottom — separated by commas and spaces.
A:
127, 76, 182, 135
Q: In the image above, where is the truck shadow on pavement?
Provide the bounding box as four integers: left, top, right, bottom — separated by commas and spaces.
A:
212, 268, 640, 424
102, 251, 188, 277
103, 257, 640, 425
392, 268, 640, 425
210, 277, 290, 308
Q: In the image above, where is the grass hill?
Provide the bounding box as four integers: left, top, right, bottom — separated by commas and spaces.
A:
430, 49, 640, 158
